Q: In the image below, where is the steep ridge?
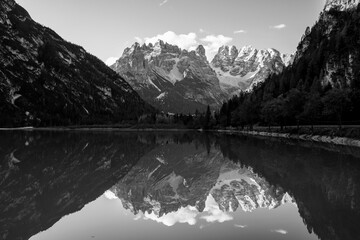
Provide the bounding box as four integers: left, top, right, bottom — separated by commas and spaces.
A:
0, 0, 153, 127
112, 41, 226, 113
112, 41, 291, 113
211, 45, 293, 94
324, 0, 360, 11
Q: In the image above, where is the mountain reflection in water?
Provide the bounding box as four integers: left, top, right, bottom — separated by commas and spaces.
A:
1, 131, 360, 240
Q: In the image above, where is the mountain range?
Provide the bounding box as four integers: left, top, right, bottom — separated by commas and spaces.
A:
111, 41, 292, 113
1, 0, 360, 124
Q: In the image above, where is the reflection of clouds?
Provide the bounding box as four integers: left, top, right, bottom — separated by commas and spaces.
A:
234, 224, 247, 228
144, 206, 198, 226
103, 190, 118, 200
271, 229, 288, 235
200, 195, 233, 223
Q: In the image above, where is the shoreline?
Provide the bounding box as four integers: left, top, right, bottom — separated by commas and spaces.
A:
217, 129, 360, 148
2, 126, 360, 148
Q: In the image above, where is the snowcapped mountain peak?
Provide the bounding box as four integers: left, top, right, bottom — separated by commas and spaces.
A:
211, 45, 292, 93
324, 0, 360, 11
239, 45, 255, 54
111, 41, 225, 113
111, 41, 291, 113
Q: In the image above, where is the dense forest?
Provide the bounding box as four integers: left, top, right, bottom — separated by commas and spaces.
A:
214, 5, 360, 130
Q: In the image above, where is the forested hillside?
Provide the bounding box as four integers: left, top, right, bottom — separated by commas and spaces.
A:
217, 4, 360, 129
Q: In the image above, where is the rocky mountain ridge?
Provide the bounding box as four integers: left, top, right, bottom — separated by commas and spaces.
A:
111, 40, 225, 113
112, 41, 292, 113
324, 0, 360, 11
211, 45, 293, 93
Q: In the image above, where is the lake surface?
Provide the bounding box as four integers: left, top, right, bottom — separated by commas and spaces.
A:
1, 131, 360, 240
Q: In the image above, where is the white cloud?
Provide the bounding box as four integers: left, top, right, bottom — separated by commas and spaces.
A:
271, 229, 288, 235
270, 24, 286, 30
159, 0, 169, 6
134, 36, 143, 44
103, 190, 118, 200
200, 195, 234, 223
135, 31, 233, 61
234, 30, 247, 34
200, 34, 233, 61
234, 224, 247, 228
105, 57, 119, 66
144, 31, 198, 51
144, 206, 198, 226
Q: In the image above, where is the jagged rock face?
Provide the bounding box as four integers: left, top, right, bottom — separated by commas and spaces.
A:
211, 45, 293, 94
324, 0, 360, 11
109, 142, 288, 217
112, 41, 292, 112
0, 0, 152, 127
111, 41, 225, 113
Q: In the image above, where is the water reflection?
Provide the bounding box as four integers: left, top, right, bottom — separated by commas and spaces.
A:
0, 131, 360, 240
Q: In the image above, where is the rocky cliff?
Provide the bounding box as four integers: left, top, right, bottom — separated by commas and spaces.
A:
112, 41, 291, 113
111, 41, 225, 113
211, 45, 293, 94
324, 0, 360, 11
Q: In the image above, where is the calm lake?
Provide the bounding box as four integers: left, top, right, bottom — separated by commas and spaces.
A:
1, 130, 360, 240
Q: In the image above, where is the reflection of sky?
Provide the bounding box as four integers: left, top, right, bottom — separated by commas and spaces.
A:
28, 160, 321, 240
30, 190, 318, 240
130, 195, 234, 227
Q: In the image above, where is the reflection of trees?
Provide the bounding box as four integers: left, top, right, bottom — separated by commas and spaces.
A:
217, 134, 360, 240
0, 131, 157, 240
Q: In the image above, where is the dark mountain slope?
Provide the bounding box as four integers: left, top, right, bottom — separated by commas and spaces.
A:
0, 0, 153, 127
217, 1, 360, 128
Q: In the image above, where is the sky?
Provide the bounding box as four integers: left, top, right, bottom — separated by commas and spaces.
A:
16, 0, 326, 65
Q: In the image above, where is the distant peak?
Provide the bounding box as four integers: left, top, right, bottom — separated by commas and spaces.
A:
196, 45, 206, 56
324, 0, 360, 11
154, 39, 165, 46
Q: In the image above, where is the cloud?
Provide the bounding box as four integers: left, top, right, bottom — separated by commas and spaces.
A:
200, 195, 234, 223
144, 31, 198, 51
234, 224, 247, 228
271, 229, 288, 235
234, 30, 247, 34
200, 34, 233, 61
134, 36, 143, 44
135, 31, 233, 61
270, 24, 286, 30
104, 57, 118, 66
103, 190, 118, 200
144, 206, 198, 226
159, 0, 169, 6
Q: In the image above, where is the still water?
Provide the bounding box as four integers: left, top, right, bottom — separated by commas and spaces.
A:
1, 131, 360, 240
